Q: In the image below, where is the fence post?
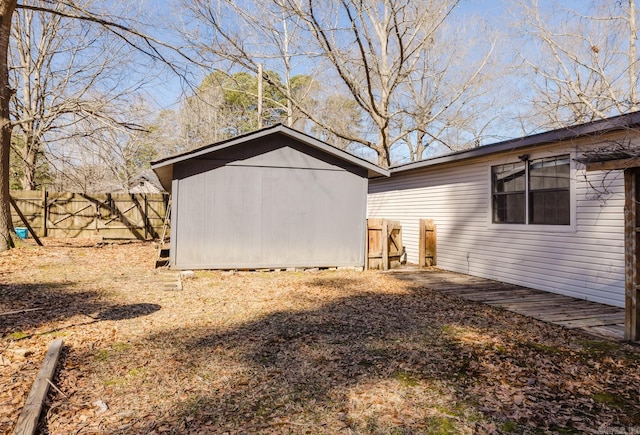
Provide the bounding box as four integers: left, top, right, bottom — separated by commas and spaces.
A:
381, 219, 389, 271
144, 194, 149, 240
419, 220, 425, 267
41, 189, 47, 237
624, 168, 640, 341
364, 218, 369, 271
419, 219, 437, 267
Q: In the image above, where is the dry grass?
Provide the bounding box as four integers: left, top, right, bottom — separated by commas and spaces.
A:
1, 240, 640, 434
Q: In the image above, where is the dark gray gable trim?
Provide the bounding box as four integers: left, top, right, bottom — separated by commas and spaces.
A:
151, 124, 389, 178
389, 111, 640, 175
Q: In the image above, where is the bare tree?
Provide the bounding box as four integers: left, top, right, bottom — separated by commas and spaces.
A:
0, 0, 17, 250
309, 93, 364, 150
50, 98, 159, 193
179, 73, 227, 149
147, 108, 189, 159
514, 0, 639, 130
398, 17, 498, 162
51, 147, 114, 193
182, 0, 316, 127
283, 0, 465, 166
181, 0, 498, 167
175, 69, 323, 149
9, 0, 155, 191
0, 0, 190, 251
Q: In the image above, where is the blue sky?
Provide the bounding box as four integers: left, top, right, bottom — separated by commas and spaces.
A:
145, 0, 596, 107
141, 0, 610, 144
144, 0, 517, 110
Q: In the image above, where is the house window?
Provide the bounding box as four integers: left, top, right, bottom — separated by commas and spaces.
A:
492, 155, 570, 225
492, 162, 526, 223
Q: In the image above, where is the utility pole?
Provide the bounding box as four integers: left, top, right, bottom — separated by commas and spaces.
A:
257, 63, 263, 129
629, 0, 637, 111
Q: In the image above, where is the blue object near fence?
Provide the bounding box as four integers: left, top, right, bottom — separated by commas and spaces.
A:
15, 227, 27, 239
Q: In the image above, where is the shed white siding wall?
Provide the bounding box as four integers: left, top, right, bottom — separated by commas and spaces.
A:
368, 143, 626, 307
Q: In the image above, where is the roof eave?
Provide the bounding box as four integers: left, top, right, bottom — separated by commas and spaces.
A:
390, 111, 640, 174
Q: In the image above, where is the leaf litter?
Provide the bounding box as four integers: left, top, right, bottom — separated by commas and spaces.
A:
0, 239, 639, 433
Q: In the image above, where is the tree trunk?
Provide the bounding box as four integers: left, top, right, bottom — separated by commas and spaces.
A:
376, 133, 390, 168
629, 0, 637, 111
20, 135, 38, 190
0, 0, 16, 251
376, 129, 391, 168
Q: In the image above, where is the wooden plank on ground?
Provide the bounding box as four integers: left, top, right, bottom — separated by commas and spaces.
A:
436, 285, 523, 296
449, 283, 523, 292
500, 305, 589, 316
586, 325, 625, 340
483, 296, 576, 306
536, 308, 625, 322
401, 277, 485, 286
542, 300, 619, 311
530, 305, 623, 318
405, 273, 483, 282
13, 339, 64, 435
0, 308, 43, 317
488, 298, 577, 310
421, 285, 471, 293
494, 295, 581, 305
555, 314, 627, 328
469, 292, 569, 304
517, 302, 608, 317
561, 311, 626, 321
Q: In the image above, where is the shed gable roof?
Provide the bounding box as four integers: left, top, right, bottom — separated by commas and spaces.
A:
151, 124, 389, 191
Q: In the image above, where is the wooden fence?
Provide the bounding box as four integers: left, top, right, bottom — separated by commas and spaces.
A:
366, 218, 437, 270
367, 219, 403, 270
10, 190, 169, 240
418, 219, 437, 267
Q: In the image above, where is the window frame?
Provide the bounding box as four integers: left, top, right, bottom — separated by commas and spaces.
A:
488, 151, 577, 232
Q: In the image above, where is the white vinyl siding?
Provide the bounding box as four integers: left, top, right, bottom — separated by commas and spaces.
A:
368, 145, 625, 307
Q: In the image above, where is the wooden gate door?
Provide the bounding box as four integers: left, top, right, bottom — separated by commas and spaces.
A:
624, 168, 640, 341
418, 219, 437, 267
366, 219, 402, 270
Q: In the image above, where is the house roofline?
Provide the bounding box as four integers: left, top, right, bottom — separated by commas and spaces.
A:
388, 111, 640, 175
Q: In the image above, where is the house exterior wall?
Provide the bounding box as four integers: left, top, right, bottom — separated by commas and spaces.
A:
368, 138, 627, 307
170, 136, 368, 269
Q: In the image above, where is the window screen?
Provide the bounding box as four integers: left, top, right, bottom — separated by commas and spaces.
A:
492, 162, 525, 224
491, 155, 570, 225
528, 155, 570, 225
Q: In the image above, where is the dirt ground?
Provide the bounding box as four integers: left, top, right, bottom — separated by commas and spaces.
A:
1, 240, 640, 434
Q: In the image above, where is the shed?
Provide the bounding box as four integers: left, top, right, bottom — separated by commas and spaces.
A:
152, 124, 388, 270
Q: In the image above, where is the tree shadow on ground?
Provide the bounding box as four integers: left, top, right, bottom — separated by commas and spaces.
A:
0, 281, 160, 336
0, 282, 105, 334
140, 275, 640, 433
68, 273, 640, 433
94, 303, 160, 321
